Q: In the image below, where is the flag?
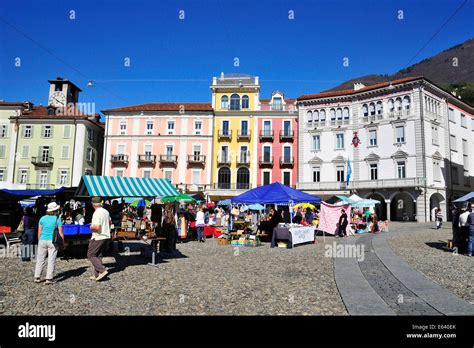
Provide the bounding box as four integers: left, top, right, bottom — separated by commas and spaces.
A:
346, 159, 352, 186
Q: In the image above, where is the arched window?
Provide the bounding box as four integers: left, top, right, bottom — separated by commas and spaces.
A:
336, 108, 343, 120
369, 102, 375, 116
313, 110, 319, 121
230, 94, 240, 110
320, 109, 326, 121
306, 110, 313, 123
403, 96, 410, 110
388, 99, 394, 112
221, 95, 229, 109
330, 108, 336, 120
376, 101, 383, 115
241, 95, 249, 109
218, 167, 231, 189
236, 167, 250, 189
343, 107, 350, 119
395, 97, 402, 111
362, 104, 368, 117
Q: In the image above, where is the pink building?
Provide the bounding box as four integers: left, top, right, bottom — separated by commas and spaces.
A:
256, 92, 298, 187
101, 103, 213, 193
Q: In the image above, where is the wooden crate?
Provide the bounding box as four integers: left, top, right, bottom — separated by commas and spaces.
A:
116, 230, 138, 239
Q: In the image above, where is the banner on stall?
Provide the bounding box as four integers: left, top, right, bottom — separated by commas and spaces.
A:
290, 226, 315, 245
318, 202, 354, 236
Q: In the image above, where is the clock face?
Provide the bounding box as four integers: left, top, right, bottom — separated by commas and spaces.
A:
49, 91, 66, 106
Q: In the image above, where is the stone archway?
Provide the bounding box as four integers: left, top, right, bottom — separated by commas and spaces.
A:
366, 193, 387, 221
390, 192, 415, 221
429, 192, 445, 222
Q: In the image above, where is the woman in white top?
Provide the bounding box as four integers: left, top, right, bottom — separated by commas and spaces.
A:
195, 207, 206, 242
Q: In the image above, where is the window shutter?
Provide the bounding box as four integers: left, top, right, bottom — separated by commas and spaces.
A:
64, 125, 71, 138
62, 145, 69, 159
22, 145, 29, 158
0, 145, 5, 158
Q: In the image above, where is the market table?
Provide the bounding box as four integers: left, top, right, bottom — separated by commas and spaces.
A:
271, 225, 315, 248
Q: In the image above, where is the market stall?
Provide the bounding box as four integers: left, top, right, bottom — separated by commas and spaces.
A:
271, 225, 315, 248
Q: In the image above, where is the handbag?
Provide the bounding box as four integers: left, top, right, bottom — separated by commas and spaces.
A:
52, 217, 64, 248
16, 218, 25, 232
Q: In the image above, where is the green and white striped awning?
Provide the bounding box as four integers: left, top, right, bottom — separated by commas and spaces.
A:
75, 175, 179, 198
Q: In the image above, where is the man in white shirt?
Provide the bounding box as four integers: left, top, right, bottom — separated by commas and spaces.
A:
87, 197, 111, 281
459, 204, 472, 254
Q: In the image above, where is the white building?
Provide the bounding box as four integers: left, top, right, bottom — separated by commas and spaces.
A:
297, 77, 474, 222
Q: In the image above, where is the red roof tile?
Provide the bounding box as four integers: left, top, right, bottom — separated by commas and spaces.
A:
297, 76, 423, 101
102, 103, 213, 113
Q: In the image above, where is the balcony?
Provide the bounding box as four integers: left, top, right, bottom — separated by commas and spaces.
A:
137, 154, 156, 165
279, 130, 294, 141
237, 130, 251, 140
159, 155, 178, 164
187, 154, 206, 165
31, 157, 54, 167
218, 130, 232, 140
259, 130, 274, 142
26, 183, 56, 189
217, 156, 231, 166
212, 183, 252, 190
279, 156, 294, 167
259, 156, 274, 167
237, 152, 250, 165
297, 177, 424, 191
110, 154, 129, 165
387, 109, 411, 119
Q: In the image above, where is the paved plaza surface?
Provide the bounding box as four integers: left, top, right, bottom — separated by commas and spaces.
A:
0, 223, 472, 316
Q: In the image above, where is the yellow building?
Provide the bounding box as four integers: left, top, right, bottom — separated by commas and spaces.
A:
208, 73, 260, 199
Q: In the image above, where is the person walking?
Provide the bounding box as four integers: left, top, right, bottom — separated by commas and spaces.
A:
459, 205, 471, 254
436, 208, 443, 229
88, 197, 111, 281
34, 202, 64, 284
21, 207, 36, 262
337, 209, 348, 237
466, 204, 474, 257
196, 206, 205, 242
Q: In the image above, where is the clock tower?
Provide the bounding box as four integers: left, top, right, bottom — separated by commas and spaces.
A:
48, 77, 82, 108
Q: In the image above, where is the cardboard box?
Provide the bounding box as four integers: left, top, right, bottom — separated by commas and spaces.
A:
217, 238, 231, 245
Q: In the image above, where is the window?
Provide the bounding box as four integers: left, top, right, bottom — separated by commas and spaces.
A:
273, 97, 282, 111
397, 161, 406, 179
164, 170, 173, 182
283, 120, 291, 136
283, 146, 291, 162
21, 145, 29, 159
376, 101, 383, 115
283, 171, 291, 186
55, 83, 62, 91
403, 96, 411, 110
369, 103, 375, 116
451, 167, 459, 184
0, 145, 6, 158
362, 104, 368, 117
330, 109, 336, 121
448, 108, 455, 122
23, 125, 32, 138
370, 163, 378, 180
165, 145, 174, 159
61, 145, 70, 159
395, 98, 402, 111
241, 120, 248, 136
461, 113, 467, 128
395, 126, 405, 143
432, 126, 439, 145
263, 146, 271, 162
144, 144, 152, 160
87, 128, 94, 141
192, 170, 200, 185
433, 161, 441, 182
143, 170, 151, 179
146, 121, 154, 135
312, 135, 320, 151
117, 144, 125, 155
167, 121, 175, 135
119, 121, 127, 135
38, 170, 48, 189
84, 169, 93, 176
312, 167, 320, 182
221, 95, 229, 109
369, 129, 377, 146
242, 95, 249, 109
463, 139, 469, 172
116, 169, 124, 177
19, 169, 28, 184
450, 134, 457, 151
0, 125, 7, 138
63, 125, 71, 138
320, 110, 326, 121
236, 167, 250, 189
263, 171, 271, 185
336, 108, 343, 120
221, 146, 229, 162
194, 121, 202, 135
42, 126, 52, 138
192, 145, 201, 159
222, 120, 230, 135
58, 170, 68, 185
230, 94, 240, 110
240, 146, 248, 163
0, 168, 5, 181
388, 99, 394, 112
336, 167, 345, 182
343, 107, 350, 120
40, 146, 50, 162
313, 110, 320, 122
336, 133, 344, 149
306, 110, 313, 123
217, 167, 231, 189
87, 148, 94, 162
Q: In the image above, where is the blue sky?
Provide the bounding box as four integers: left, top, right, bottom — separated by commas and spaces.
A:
1, 0, 473, 114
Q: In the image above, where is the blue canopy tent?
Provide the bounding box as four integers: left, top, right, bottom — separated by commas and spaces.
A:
231, 182, 321, 205
453, 192, 474, 203
248, 204, 265, 211
0, 186, 65, 199
217, 199, 232, 206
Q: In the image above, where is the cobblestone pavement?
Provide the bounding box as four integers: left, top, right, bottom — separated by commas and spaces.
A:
0, 236, 347, 316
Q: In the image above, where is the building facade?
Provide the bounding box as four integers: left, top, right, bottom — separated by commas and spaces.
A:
0, 78, 104, 189
101, 103, 214, 193
297, 77, 474, 222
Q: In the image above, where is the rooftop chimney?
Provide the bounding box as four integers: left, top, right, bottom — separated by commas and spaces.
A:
353, 82, 366, 91
220, 72, 224, 80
